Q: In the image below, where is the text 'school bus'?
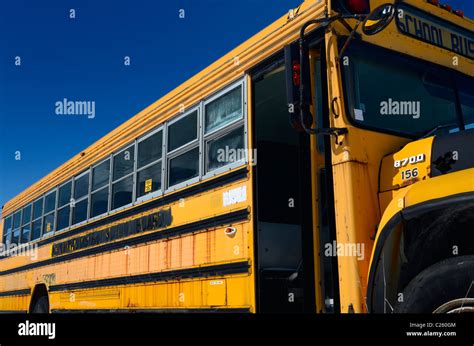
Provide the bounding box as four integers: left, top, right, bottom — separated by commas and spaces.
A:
1, 0, 473, 313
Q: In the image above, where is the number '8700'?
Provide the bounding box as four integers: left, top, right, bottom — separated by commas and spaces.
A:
394, 154, 425, 168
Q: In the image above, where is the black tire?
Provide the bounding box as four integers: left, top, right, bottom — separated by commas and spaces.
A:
31, 296, 49, 313
394, 255, 474, 313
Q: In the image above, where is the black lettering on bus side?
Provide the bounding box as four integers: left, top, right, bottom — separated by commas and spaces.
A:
451, 33, 460, 54
413, 16, 424, 39
422, 22, 432, 43
430, 26, 443, 46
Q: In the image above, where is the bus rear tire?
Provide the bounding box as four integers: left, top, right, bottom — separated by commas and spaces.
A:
394, 255, 474, 313
31, 296, 49, 314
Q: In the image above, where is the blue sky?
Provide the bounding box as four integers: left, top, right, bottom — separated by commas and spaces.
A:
0, 0, 473, 213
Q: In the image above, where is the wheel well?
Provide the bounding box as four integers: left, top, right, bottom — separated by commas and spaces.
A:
398, 202, 474, 291
369, 199, 474, 313
29, 284, 49, 313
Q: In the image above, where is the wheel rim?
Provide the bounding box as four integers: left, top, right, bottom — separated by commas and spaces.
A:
433, 298, 474, 313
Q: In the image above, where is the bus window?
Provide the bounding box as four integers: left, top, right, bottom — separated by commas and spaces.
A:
137, 130, 162, 168
113, 146, 135, 181
2, 216, 12, 245
168, 148, 199, 187
168, 111, 197, 152
58, 181, 72, 207
137, 130, 163, 199
167, 109, 199, 189
342, 42, 462, 137
456, 74, 474, 129
91, 159, 111, 217
206, 126, 245, 172
205, 86, 243, 134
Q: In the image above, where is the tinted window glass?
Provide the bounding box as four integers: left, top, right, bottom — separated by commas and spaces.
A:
57, 206, 70, 231
91, 187, 109, 217
4, 216, 12, 233
33, 198, 43, 220
13, 211, 21, 229
113, 146, 135, 180
207, 126, 244, 172
137, 162, 161, 198
456, 75, 474, 129
3, 217, 12, 244
74, 173, 89, 199
31, 220, 42, 241
168, 111, 197, 152
169, 148, 199, 187
22, 205, 32, 225
12, 229, 20, 244
138, 131, 162, 168
59, 181, 72, 207
112, 176, 133, 209
44, 191, 56, 213
73, 199, 88, 224
205, 86, 242, 133
92, 160, 110, 191
342, 43, 460, 136
2, 231, 11, 245
21, 225, 31, 243
43, 213, 55, 234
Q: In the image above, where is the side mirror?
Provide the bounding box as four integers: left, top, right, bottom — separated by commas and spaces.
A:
362, 3, 395, 35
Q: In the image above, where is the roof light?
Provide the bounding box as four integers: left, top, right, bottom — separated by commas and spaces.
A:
441, 4, 452, 12
454, 9, 464, 17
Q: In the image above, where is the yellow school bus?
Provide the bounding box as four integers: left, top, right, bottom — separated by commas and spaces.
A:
0, 0, 473, 313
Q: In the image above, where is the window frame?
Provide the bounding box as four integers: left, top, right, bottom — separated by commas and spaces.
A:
202, 79, 248, 179
203, 81, 245, 137
339, 39, 466, 139
71, 170, 90, 227
2, 215, 13, 245
89, 156, 112, 221
56, 179, 72, 233
10, 209, 22, 245
111, 144, 136, 212
202, 121, 247, 179
20, 203, 32, 244
30, 196, 44, 242
135, 125, 164, 203
41, 188, 58, 238
165, 105, 201, 193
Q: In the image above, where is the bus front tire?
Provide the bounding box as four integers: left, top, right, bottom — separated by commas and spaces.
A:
394, 255, 474, 313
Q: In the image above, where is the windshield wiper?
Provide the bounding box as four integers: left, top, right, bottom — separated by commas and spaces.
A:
418, 122, 458, 139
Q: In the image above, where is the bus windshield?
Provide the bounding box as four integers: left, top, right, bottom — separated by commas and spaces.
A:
342, 42, 474, 137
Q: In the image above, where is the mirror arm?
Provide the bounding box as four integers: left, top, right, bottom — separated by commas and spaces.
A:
338, 17, 365, 63
298, 14, 360, 144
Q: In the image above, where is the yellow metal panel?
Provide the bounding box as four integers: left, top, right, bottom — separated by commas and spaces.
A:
203, 279, 227, 306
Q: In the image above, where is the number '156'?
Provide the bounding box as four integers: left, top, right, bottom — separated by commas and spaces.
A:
401, 168, 419, 180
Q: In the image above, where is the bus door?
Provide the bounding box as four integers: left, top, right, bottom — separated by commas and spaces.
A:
251, 60, 316, 313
